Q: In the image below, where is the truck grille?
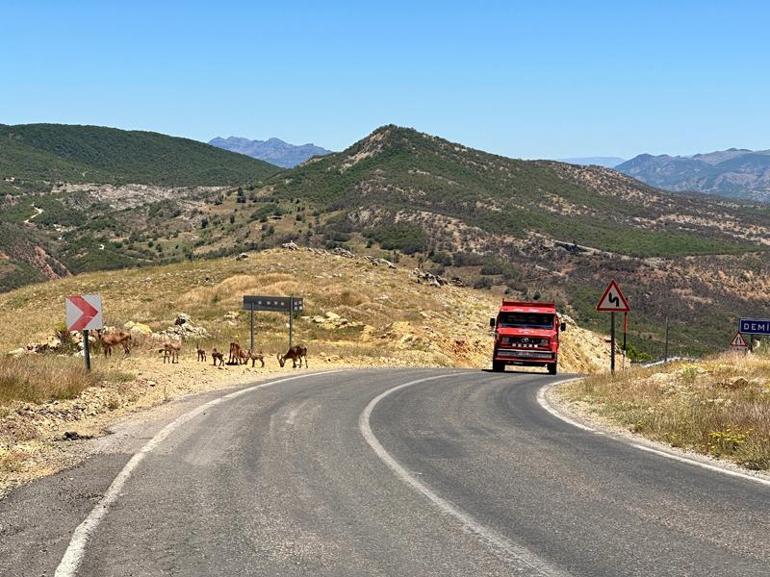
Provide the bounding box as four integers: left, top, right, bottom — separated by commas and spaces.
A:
501, 336, 550, 348
496, 349, 554, 359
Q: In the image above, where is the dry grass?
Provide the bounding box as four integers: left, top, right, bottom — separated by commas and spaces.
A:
0, 356, 105, 405
562, 351, 770, 470
0, 248, 611, 378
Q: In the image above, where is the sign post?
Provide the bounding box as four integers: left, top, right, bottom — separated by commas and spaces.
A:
289, 296, 294, 349
596, 280, 630, 374
243, 295, 304, 350
66, 295, 103, 371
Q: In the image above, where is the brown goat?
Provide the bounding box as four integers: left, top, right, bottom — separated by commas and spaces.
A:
240, 349, 265, 368
96, 329, 132, 357
277, 345, 308, 369
160, 341, 181, 364
211, 348, 225, 366
228, 342, 243, 365
196, 344, 207, 362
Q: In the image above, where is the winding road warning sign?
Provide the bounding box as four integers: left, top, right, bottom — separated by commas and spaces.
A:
730, 332, 748, 348
66, 294, 103, 332
596, 280, 630, 312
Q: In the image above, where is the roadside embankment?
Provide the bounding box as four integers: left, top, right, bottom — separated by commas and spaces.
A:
559, 351, 770, 471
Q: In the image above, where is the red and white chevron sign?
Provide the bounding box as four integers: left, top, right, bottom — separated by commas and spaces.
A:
66, 294, 103, 331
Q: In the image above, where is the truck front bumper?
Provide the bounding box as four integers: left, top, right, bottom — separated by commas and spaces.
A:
494, 349, 556, 365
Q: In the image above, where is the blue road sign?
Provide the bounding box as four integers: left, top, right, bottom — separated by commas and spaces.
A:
739, 318, 770, 335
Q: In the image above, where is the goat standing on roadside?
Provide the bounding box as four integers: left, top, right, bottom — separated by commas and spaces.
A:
96, 329, 132, 357
196, 343, 207, 362
239, 349, 265, 368
228, 342, 243, 365
160, 341, 181, 364
211, 348, 225, 366
277, 345, 308, 369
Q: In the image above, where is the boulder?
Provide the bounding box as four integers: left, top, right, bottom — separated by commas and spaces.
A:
175, 313, 191, 326
332, 247, 355, 258
125, 321, 152, 337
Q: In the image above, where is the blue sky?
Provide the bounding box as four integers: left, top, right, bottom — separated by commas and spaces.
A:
2, 1, 769, 159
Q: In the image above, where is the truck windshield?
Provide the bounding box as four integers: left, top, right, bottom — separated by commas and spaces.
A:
498, 313, 554, 329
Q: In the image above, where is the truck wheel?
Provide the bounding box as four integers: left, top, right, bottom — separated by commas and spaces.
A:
492, 361, 505, 372
547, 362, 558, 375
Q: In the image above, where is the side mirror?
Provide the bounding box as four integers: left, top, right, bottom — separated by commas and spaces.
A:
489, 317, 496, 328
560, 322, 567, 332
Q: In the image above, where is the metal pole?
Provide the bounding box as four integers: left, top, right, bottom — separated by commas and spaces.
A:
289, 296, 294, 349
83, 329, 91, 371
610, 312, 616, 374
250, 307, 254, 352
664, 315, 669, 363
622, 312, 628, 369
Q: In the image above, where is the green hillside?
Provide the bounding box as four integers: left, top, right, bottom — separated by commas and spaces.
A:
268, 125, 765, 258
250, 126, 770, 356
0, 123, 280, 186
2, 123, 769, 357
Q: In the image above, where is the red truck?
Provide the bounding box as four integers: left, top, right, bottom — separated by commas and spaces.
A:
489, 300, 566, 374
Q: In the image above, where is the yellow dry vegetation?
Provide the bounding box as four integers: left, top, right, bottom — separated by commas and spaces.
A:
0, 248, 609, 373
561, 351, 770, 470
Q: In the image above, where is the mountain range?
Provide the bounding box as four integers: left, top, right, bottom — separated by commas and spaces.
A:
560, 157, 625, 168
1, 122, 769, 356
208, 136, 332, 168
617, 148, 770, 202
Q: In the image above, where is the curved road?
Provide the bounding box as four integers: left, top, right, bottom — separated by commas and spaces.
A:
1, 369, 768, 576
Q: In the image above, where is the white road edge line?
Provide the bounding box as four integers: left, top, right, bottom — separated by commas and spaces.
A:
360, 374, 570, 577
54, 370, 343, 577
536, 381, 770, 489
535, 381, 594, 432
632, 443, 770, 488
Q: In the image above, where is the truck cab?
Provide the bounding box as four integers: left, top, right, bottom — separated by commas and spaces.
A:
489, 301, 566, 374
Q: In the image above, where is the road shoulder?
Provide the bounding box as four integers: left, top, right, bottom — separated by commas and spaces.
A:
540, 379, 770, 486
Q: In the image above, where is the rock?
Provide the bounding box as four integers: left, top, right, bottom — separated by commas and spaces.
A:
730, 377, 750, 389
46, 335, 62, 350
7, 347, 27, 358
223, 311, 239, 320
412, 268, 448, 287
325, 311, 342, 321
175, 313, 191, 326
62, 431, 93, 441
124, 321, 152, 337
282, 241, 300, 250
235, 252, 249, 261
332, 247, 355, 258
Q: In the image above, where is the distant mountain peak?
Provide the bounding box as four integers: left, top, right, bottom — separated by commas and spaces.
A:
209, 136, 332, 168
617, 147, 770, 202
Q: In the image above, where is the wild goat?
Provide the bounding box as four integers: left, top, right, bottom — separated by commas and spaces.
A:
160, 341, 181, 364
211, 348, 225, 366
228, 342, 243, 365
277, 345, 308, 369
96, 329, 132, 357
239, 349, 265, 368
196, 343, 207, 362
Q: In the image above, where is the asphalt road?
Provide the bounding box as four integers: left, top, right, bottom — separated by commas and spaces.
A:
1, 368, 768, 576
